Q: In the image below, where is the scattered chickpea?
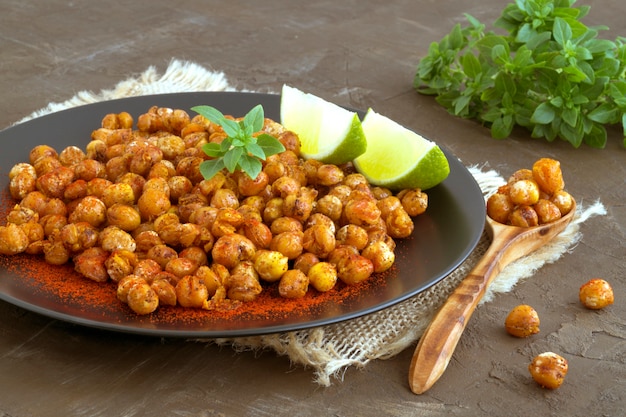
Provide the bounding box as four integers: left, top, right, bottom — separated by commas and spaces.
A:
504, 304, 540, 338
579, 278, 614, 309
528, 352, 568, 389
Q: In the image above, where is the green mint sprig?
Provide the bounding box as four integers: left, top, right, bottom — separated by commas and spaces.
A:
191, 104, 285, 179
414, 0, 626, 148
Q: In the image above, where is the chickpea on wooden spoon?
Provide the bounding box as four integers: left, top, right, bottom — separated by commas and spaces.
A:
409, 158, 576, 394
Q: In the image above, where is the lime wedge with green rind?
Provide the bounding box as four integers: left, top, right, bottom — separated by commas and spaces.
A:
354, 108, 450, 190
280, 85, 367, 164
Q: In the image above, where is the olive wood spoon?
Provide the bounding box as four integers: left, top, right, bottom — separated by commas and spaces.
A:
408, 199, 576, 395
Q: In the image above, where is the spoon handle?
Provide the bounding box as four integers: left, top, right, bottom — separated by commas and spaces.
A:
408, 227, 513, 395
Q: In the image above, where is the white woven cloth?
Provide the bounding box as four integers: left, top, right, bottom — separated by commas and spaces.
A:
17, 59, 607, 386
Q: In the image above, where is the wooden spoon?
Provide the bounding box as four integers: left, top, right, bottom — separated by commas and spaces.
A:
408, 199, 576, 394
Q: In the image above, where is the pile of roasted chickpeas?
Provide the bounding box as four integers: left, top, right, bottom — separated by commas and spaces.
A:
486, 158, 574, 227
0, 106, 429, 315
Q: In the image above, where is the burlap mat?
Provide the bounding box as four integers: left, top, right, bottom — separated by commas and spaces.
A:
17, 59, 607, 386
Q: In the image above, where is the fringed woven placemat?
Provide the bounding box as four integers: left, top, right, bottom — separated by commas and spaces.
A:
16, 59, 607, 386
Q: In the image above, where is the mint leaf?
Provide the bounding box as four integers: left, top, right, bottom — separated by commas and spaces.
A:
192, 105, 285, 179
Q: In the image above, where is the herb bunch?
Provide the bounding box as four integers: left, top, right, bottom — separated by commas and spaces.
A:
192, 104, 285, 180
414, 0, 626, 148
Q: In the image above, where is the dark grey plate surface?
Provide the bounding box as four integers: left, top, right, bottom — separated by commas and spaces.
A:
0, 92, 485, 337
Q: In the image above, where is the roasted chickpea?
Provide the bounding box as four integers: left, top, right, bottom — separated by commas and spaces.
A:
398, 188, 428, 217
533, 199, 562, 224
317, 164, 344, 186
179, 246, 208, 267
36, 166, 75, 199
504, 304, 540, 338
302, 224, 336, 258
6, 205, 38, 225
254, 250, 289, 282
528, 352, 568, 389
486, 192, 514, 224
307, 262, 337, 292
64, 179, 88, 201
68, 196, 107, 227
194, 265, 222, 297
175, 275, 209, 308
227, 267, 262, 302
137, 188, 171, 221
74, 158, 106, 182
237, 170, 269, 197
146, 244, 178, 269
210, 188, 240, 209
101, 183, 135, 207
107, 204, 142, 232
278, 269, 309, 299
73, 247, 109, 282
167, 175, 193, 203
336, 254, 374, 285
85, 139, 107, 162
9, 162, 36, 180
270, 216, 303, 235
127, 280, 159, 315
150, 278, 177, 306
293, 252, 320, 275
507, 168, 533, 185
86, 177, 112, 199
262, 197, 284, 224
532, 158, 564, 195
99, 226, 136, 253
550, 190, 574, 216
9, 170, 37, 200
361, 240, 395, 273
212, 234, 257, 269
385, 206, 414, 239
343, 198, 381, 227
105, 250, 138, 282
29, 144, 58, 165
59, 222, 99, 253
156, 135, 186, 161
336, 224, 369, 250
283, 187, 317, 222
509, 179, 540, 206
579, 278, 614, 309
241, 219, 273, 249
509, 205, 539, 227
165, 257, 199, 279
0, 223, 29, 255
270, 231, 303, 260
314, 194, 343, 222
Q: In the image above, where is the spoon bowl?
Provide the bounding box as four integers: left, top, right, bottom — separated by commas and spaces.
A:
408, 199, 576, 394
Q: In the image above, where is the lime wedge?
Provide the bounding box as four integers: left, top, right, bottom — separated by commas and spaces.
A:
354, 109, 450, 190
280, 85, 367, 164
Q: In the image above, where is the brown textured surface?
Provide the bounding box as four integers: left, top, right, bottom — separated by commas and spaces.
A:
1, 1, 625, 416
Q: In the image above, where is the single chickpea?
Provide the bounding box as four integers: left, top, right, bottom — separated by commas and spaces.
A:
307, 262, 338, 292
579, 278, 614, 309
504, 304, 540, 338
254, 250, 289, 282
509, 179, 540, 206
528, 352, 568, 389
278, 269, 309, 299
509, 205, 539, 227
175, 275, 209, 308
532, 158, 564, 195
486, 192, 514, 224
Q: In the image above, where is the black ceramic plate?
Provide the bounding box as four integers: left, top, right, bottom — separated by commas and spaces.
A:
0, 92, 485, 338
